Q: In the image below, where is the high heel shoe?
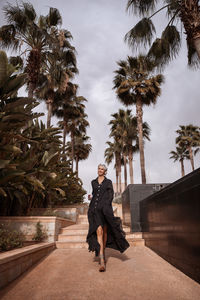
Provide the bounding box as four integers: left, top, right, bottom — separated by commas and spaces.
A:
99, 254, 106, 272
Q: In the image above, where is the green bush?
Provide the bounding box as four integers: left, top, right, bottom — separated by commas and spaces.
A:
32, 222, 48, 242
0, 224, 25, 252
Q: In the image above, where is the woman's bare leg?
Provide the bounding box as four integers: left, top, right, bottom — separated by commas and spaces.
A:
103, 225, 107, 250
96, 225, 105, 271
96, 225, 103, 255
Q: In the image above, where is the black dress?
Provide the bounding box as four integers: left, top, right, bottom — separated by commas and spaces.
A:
86, 176, 130, 256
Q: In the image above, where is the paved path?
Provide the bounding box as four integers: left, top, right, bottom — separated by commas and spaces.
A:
0, 246, 200, 300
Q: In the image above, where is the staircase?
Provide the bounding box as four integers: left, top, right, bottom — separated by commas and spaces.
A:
56, 214, 145, 249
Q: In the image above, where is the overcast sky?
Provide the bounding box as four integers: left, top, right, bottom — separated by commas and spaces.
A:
0, 0, 199, 196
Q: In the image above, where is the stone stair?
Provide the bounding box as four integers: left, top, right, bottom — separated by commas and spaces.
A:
56, 214, 145, 249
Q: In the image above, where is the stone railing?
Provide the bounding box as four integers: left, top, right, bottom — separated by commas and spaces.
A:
0, 216, 75, 242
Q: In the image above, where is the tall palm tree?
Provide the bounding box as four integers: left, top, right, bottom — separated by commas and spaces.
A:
36, 31, 77, 128
176, 124, 200, 171
125, 0, 200, 68
125, 114, 150, 184
0, 3, 63, 98
169, 146, 190, 177
113, 56, 163, 183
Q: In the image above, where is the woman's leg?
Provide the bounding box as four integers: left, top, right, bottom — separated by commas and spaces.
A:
96, 225, 106, 271
103, 225, 107, 249
96, 225, 103, 255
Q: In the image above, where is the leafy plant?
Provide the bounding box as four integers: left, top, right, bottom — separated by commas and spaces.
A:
0, 50, 86, 216
32, 222, 47, 242
0, 224, 25, 251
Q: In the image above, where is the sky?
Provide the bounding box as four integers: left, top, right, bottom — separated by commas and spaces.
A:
0, 0, 199, 197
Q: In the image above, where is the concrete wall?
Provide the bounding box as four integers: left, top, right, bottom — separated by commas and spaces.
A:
122, 184, 168, 231
140, 168, 200, 283
0, 242, 55, 289
0, 217, 75, 242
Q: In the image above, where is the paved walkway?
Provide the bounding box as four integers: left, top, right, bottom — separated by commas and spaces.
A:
0, 246, 200, 300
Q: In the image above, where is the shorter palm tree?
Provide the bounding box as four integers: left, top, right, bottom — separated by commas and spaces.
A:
104, 141, 122, 195
66, 135, 92, 178
176, 124, 200, 171
169, 147, 190, 177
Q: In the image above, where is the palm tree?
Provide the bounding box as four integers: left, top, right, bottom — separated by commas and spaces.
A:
125, 115, 150, 184
176, 124, 200, 171
104, 141, 122, 195
125, 1, 200, 68
36, 31, 77, 128
113, 56, 163, 183
109, 110, 129, 188
55, 84, 89, 170
0, 3, 64, 98
169, 147, 190, 177
67, 135, 92, 177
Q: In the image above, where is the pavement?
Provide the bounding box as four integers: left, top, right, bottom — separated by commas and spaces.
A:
0, 246, 200, 300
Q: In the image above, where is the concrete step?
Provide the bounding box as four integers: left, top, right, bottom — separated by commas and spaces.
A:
78, 215, 88, 219
126, 233, 143, 239
58, 235, 87, 242
60, 228, 88, 235
56, 241, 88, 249
128, 238, 145, 246
77, 219, 89, 224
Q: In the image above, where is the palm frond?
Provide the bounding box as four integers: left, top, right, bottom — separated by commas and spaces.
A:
147, 25, 181, 69
126, 0, 157, 16
47, 7, 62, 27
187, 39, 200, 69
0, 25, 19, 50
166, 0, 180, 18
125, 18, 156, 48
22, 2, 36, 22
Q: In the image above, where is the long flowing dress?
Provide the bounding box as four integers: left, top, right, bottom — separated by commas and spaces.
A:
86, 176, 130, 256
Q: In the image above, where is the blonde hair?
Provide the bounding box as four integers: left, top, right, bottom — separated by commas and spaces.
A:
98, 164, 107, 175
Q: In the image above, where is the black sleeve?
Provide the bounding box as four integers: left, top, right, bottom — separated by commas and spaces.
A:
91, 180, 94, 199
107, 180, 114, 204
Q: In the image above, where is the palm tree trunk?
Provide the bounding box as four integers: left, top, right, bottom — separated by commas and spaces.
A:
123, 154, 127, 188
128, 150, 134, 184
117, 153, 122, 194
180, 0, 200, 59
116, 168, 119, 195
75, 156, 79, 177
28, 82, 35, 99
63, 123, 67, 154
194, 37, 200, 59
46, 98, 53, 128
180, 159, 185, 177
188, 146, 194, 170
71, 131, 75, 171
136, 96, 146, 184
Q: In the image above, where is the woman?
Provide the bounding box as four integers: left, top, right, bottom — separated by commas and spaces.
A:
86, 164, 130, 272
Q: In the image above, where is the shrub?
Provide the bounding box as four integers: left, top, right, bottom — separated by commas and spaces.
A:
0, 224, 25, 252
32, 222, 48, 242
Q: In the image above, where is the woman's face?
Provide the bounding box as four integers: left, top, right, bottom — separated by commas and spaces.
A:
98, 166, 105, 176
